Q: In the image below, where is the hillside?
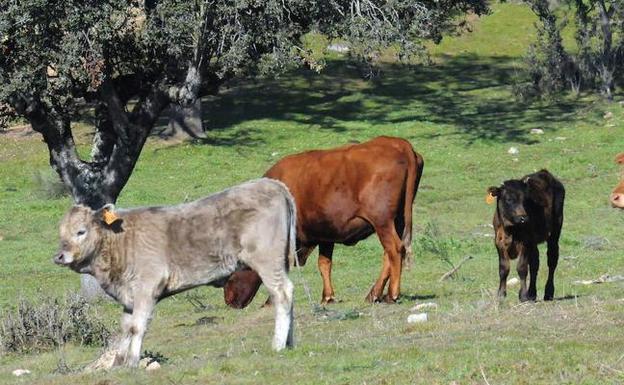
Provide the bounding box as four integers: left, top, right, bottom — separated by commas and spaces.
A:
0, 3, 623, 384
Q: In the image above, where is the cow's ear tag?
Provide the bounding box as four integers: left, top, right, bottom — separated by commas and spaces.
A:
102, 208, 119, 225
486, 193, 495, 205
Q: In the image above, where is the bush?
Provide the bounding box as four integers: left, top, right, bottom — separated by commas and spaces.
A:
0, 295, 112, 354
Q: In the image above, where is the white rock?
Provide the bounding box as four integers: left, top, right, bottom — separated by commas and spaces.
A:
138, 358, 151, 369
411, 302, 438, 311
530, 128, 544, 134
507, 147, 519, 155
407, 313, 428, 323
507, 277, 520, 286
271, 151, 279, 157
146, 361, 161, 371
555, 136, 567, 141
12, 369, 31, 377
604, 111, 614, 119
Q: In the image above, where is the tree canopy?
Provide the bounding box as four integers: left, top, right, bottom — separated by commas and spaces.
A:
517, 0, 623, 100
0, 0, 489, 208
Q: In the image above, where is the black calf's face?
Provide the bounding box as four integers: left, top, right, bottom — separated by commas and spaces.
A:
488, 181, 530, 226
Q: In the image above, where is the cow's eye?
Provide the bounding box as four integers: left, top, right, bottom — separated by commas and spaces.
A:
76, 229, 86, 237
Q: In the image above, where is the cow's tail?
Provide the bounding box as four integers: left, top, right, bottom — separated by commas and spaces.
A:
402, 148, 424, 270
281, 184, 297, 272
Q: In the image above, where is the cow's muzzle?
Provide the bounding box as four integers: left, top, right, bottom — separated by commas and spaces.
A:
53, 252, 73, 266
513, 215, 529, 225
611, 192, 624, 209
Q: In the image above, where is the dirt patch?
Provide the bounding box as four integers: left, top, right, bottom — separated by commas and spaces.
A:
1, 124, 36, 139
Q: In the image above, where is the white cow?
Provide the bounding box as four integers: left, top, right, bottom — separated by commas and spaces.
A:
54, 178, 296, 368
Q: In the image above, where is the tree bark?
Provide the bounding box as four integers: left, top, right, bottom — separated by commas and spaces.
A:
166, 99, 204, 139
14, 80, 171, 299
597, 0, 614, 100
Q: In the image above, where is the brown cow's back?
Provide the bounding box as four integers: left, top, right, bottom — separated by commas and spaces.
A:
265, 136, 421, 247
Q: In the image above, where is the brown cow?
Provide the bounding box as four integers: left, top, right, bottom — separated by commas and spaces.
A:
610, 153, 624, 208
487, 169, 565, 302
224, 136, 424, 306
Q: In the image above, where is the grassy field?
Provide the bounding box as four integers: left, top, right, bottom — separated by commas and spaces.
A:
1, 3, 624, 384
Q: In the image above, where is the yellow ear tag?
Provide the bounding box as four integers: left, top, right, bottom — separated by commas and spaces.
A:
102, 209, 119, 225
485, 193, 495, 205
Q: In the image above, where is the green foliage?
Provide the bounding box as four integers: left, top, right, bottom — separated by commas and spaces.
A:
0, 295, 111, 354
516, 0, 624, 99
0, 0, 490, 207
415, 222, 463, 269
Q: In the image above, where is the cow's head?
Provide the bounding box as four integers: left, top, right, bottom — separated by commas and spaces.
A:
610, 153, 624, 209
488, 177, 546, 227
53, 204, 121, 271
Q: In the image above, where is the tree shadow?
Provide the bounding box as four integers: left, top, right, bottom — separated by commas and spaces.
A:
199, 54, 586, 146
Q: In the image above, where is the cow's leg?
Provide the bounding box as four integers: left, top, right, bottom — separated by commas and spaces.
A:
545, 234, 560, 301
367, 224, 404, 303
114, 295, 155, 367
527, 245, 539, 301
366, 252, 390, 303
318, 243, 336, 304
297, 245, 316, 267
246, 257, 294, 350
113, 310, 134, 366
267, 278, 294, 350
263, 245, 315, 307
497, 248, 510, 299
517, 251, 530, 302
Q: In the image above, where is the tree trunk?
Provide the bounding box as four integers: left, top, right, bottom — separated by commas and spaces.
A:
166, 99, 204, 139
18, 82, 170, 299
597, 0, 614, 100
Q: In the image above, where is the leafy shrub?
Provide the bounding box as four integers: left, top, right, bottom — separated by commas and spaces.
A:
0, 295, 111, 354
415, 222, 462, 268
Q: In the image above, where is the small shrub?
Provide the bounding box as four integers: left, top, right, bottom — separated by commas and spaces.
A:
33, 170, 69, 199
415, 222, 461, 269
0, 294, 111, 354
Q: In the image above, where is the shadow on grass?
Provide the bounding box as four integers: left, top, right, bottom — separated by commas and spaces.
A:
400, 293, 437, 302
199, 54, 586, 146
553, 294, 581, 302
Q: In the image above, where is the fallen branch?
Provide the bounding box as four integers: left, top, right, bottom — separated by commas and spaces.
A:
439, 255, 473, 282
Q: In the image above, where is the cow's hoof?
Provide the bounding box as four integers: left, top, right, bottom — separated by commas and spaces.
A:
382, 294, 398, 304
543, 294, 554, 301
320, 296, 337, 305
365, 292, 380, 303
518, 292, 532, 302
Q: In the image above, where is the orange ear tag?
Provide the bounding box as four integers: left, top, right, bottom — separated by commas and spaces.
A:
103, 209, 119, 225
485, 193, 495, 205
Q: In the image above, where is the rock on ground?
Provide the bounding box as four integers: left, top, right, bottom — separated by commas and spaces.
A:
12, 369, 31, 377
407, 313, 428, 323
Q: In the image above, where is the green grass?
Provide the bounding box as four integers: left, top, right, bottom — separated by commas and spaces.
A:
1, 2, 624, 384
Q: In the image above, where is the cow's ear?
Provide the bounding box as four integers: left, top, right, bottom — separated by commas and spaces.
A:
95, 204, 122, 227
615, 153, 624, 165
487, 186, 501, 197
486, 186, 500, 204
